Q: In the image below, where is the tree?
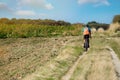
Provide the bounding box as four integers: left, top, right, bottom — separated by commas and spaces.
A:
113, 15, 120, 23
87, 21, 109, 30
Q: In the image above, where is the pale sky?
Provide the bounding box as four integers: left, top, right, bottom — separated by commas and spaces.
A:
0, 0, 120, 24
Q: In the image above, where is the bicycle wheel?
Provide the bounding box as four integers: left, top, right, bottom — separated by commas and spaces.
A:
84, 39, 88, 51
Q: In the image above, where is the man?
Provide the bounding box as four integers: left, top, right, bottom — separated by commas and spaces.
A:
82, 24, 91, 48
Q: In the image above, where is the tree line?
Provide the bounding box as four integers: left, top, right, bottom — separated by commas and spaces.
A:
0, 18, 83, 38
0, 18, 71, 26
87, 21, 109, 30
0, 17, 112, 38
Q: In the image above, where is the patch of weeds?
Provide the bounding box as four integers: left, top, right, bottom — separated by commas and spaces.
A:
109, 40, 120, 59
0, 60, 5, 66
31, 38, 47, 45
0, 38, 17, 45
51, 52, 58, 58
57, 60, 68, 68
64, 45, 83, 57
9, 70, 18, 77
105, 66, 111, 73
46, 78, 55, 80
117, 31, 120, 36
35, 77, 55, 80
72, 65, 83, 77
73, 46, 83, 56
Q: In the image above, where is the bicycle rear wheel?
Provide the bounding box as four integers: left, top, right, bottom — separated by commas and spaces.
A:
84, 39, 89, 51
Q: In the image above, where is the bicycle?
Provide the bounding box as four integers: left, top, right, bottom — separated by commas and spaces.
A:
84, 37, 89, 51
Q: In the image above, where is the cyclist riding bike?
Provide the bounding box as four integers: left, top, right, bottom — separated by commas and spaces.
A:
82, 24, 91, 50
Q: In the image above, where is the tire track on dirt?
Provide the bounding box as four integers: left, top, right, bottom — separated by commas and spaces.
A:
108, 47, 120, 80
61, 52, 86, 80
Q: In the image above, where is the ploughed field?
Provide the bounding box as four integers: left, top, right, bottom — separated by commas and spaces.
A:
0, 36, 119, 80
0, 36, 83, 80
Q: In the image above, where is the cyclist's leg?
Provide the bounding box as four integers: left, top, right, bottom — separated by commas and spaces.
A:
87, 35, 90, 48
85, 38, 89, 51
88, 38, 90, 48
84, 35, 88, 48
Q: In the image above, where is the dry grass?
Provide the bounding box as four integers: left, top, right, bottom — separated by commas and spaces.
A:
70, 37, 118, 80
0, 37, 65, 80
70, 54, 92, 80
109, 37, 120, 59
91, 28, 96, 33
109, 23, 120, 32
22, 37, 83, 80
87, 51, 117, 80
0, 36, 83, 80
71, 50, 117, 80
97, 28, 105, 32
0, 33, 119, 80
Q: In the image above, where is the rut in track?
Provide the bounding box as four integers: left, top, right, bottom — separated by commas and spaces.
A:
61, 52, 86, 80
61, 47, 119, 80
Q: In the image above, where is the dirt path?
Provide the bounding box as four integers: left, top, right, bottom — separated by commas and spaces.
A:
62, 47, 119, 80
108, 47, 120, 80
61, 52, 86, 80
23, 46, 120, 80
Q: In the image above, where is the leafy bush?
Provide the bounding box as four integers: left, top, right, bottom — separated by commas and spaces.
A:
113, 15, 120, 23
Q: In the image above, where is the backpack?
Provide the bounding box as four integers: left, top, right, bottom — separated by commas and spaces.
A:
83, 27, 90, 35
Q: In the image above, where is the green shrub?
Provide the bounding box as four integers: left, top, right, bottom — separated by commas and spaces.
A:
113, 15, 120, 23
109, 40, 120, 59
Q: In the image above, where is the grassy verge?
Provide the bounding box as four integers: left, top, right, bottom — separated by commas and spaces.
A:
108, 38, 120, 59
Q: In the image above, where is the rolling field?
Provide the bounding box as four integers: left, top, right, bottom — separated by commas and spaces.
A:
0, 36, 83, 80
0, 32, 120, 80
